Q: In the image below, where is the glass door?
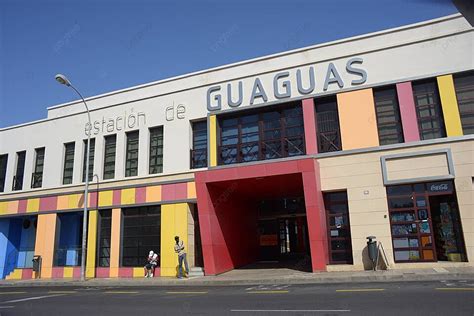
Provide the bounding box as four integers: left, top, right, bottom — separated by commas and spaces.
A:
387, 184, 436, 262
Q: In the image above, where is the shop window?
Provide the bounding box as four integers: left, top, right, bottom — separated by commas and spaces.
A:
387, 181, 466, 263
373, 86, 404, 145
453, 71, 474, 135
0, 154, 8, 192
103, 135, 116, 180
191, 121, 208, 169
31, 147, 45, 188
412, 80, 446, 140
97, 210, 112, 267
218, 102, 305, 165
13, 151, 26, 191
149, 126, 163, 174
125, 131, 139, 177
323, 191, 353, 264
63, 142, 75, 185
121, 206, 161, 267
315, 97, 342, 153
54, 212, 83, 266
82, 138, 95, 182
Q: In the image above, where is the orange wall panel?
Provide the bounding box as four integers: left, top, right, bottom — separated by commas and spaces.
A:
109, 208, 122, 277
337, 88, 379, 150
34, 213, 58, 278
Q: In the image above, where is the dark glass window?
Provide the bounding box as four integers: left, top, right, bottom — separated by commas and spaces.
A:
315, 97, 342, 153
63, 142, 75, 185
121, 206, 161, 267
412, 80, 446, 140
13, 151, 26, 191
323, 191, 353, 264
31, 147, 45, 188
103, 135, 116, 180
374, 87, 404, 145
82, 139, 95, 182
149, 127, 163, 174
125, 131, 139, 177
453, 72, 474, 135
218, 102, 305, 165
191, 121, 208, 169
97, 210, 112, 267
0, 154, 8, 192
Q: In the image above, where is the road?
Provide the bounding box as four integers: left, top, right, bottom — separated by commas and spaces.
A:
0, 280, 473, 315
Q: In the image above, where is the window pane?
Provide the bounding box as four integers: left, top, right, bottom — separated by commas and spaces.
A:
454, 72, 474, 135
412, 81, 446, 140
0, 154, 7, 192
32, 148, 45, 188
316, 98, 341, 153
103, 135, 116, 180
191, 121, 208, 169
125, 131, 139, 177
82, 139, 95, 182
374, 87, 404, 145
63, 143, 75, 185
149, 127, 163, 174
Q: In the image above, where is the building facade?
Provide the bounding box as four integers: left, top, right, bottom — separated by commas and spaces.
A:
0, 14, 473, 280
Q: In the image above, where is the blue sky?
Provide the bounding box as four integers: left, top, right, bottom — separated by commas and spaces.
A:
0, 0, 458, 128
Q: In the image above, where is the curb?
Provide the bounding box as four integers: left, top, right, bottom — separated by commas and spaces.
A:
1, 273, 473, 288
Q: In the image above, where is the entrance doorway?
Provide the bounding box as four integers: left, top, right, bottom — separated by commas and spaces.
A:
387, 180, 467, 263
257, 197, 310, 271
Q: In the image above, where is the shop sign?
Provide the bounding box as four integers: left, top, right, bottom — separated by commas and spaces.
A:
85, 110, 146, 136
206, 57, 367, 111
427, 182, 452, 193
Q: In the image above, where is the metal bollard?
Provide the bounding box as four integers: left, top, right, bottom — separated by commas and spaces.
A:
366, 236, 378, 271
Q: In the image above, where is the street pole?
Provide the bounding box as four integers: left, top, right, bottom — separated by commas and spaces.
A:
55, 74, 90, 281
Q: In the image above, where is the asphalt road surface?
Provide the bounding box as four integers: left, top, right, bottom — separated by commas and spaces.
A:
0, 280, 473, 315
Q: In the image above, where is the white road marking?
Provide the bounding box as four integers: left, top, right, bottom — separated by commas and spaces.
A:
2, 294, 65, 304
0, 306, 15, 309
231, 309, 351, 313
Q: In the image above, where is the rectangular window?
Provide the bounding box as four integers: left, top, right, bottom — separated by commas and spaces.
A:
31, 147, 45, 188
453, 71, 474, 135
0, 154, 8, 192
412, 80, 446, 140
374, 86, 404, 145
191, 121, 208, 169
323, 191, 353, 264
13, 151, 26, 191
97, 210, 112, 267
149, 127, 163, 174
63, 142, 75, 185
82, 139, 95, 182
218, 102, 305, 165
125, 131, 139, 177
121, 206, 161, 267
315, 97, 342, 153
103, 135, 116, 180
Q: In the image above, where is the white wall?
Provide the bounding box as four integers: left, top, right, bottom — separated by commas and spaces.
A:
0, 14, 472, 195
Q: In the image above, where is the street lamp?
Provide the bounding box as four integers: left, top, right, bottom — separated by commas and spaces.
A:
55, 73, 91, 281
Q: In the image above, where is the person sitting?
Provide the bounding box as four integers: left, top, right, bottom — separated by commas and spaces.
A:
144, 250, 159, 278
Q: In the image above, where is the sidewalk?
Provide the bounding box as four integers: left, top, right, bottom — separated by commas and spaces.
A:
1, 266, 473, 287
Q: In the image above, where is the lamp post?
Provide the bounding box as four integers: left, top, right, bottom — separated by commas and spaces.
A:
55, 74, 91, 281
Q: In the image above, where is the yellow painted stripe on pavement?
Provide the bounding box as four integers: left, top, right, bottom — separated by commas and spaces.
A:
104, 291, 139, 294
336, 289, 385, 292
0, 292, 27, 294
166, 291, 208, 294
436, 288, 474, 291
247, 290, 289, 294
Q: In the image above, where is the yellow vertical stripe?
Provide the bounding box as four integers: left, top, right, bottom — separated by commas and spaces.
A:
209, 115, 217, 167
109, 208, 121, 277
160, 203, 189, 277
98, 191, 113, 207
0, 201, 8, 215
437, 75, 463, 136
133, 267, 144, 278
86, 210, 98, 278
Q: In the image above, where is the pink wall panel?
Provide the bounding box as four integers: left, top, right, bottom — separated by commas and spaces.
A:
112, 190, 121, 205
18, 200, 27, 214
39, 196, 58, 212
135, 187, 147, 204
396, 82, 420, 142
302, 98, 318, 155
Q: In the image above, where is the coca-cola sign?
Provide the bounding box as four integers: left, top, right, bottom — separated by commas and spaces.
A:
428, 182, 452, 193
